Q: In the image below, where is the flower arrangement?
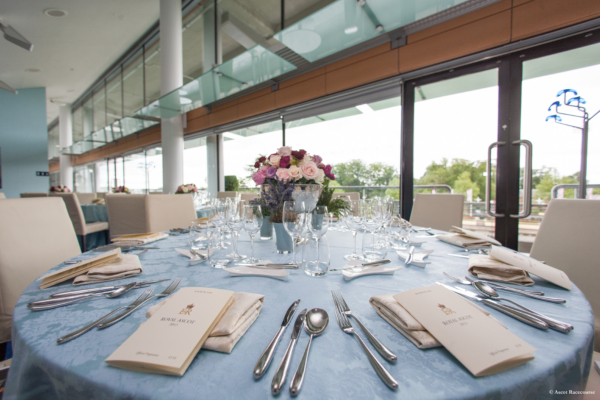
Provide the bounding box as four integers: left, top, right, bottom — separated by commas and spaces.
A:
112, 186, 130, 194
50, 185, 71, 192
250, 177, 295, 223
251, 147, 335, 186
176, 183, 198, 194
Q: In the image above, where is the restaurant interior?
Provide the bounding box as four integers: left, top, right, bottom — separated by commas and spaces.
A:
0, 0, 599, 398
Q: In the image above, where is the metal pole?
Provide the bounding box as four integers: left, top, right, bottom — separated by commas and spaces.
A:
579, 120, 588, 199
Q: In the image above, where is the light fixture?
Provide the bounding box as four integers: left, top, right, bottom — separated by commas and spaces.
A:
0, 19, 33, 51
44, 9, 67, 18
0, 80, 17, 94
356, 104, 374, 114
344, 26, 358, 34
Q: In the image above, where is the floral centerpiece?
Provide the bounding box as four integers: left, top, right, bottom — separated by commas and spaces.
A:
50, 185, 71, 193
251, 147, 335, 186
112, 186, 130, 194
176, 183, 198, 194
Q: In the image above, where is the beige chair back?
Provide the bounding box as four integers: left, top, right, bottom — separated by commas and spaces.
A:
332, 192, 360, 201
20, 192, 48, 198
75, 192, 97, 204
105, 194, 147, 238
96, 192, 107, 199
530, 199, 600, 350
410, 193, 464, 232
0, 198, 81, 342
240, 193, 259, 203
217, 191, 237, 199
0, 193, 5, 199
49, 193, 87, 236
147, 194, 197, 232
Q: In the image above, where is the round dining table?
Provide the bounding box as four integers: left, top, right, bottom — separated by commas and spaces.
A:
4, 228, 595, 400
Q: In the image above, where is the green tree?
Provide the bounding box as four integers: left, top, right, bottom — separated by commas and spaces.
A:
454, 171, 480, 198
333, 159, 371, 187
416, 158, 487, 199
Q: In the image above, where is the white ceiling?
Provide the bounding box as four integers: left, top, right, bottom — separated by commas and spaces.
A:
0, 0, 160, 125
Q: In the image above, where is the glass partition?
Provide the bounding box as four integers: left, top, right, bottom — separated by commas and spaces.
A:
182, 2, 211, 83
106, 70, 122, 125
123, 49, 145, 117
95, 160, 109, 193
184, 138, 209, 189
72, 107, 83, 143
144, 37, 162, 105
93, 85, 106, 131
82, 96, 94, 139
123, 152, 148, 194
146, 147, 164, 193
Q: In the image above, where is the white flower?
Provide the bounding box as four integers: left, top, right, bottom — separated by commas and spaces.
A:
269, 154, 281, 166
315, 168, 325, 183
182, 186, 188, 193
288, 165, 302, 180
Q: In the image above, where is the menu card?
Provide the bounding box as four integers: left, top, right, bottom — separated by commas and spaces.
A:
106, 287, 234, 376
451, 226, 501, 245
489, 246, 572, 290
393, 285, 535, 377
40, 248, 121, 289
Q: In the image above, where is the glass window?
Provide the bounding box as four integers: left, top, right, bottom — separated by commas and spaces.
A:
49, 172, 60, 189
123, 49, 145, 116
222, 120, 283, 190
124, 152, 148, 194
48, 125, 60, 159
144, 37, 162, 105
106, 70, 122, 125
93, 85, 106, 131
182, 3, 209, 83
74, 164, 95, 193
82, 96, 94, 138
72, 107, 83, 143
184, 138, 209, 189
96, 160, 109, 193
285, 98, 401, 200
146, 148, 164, 193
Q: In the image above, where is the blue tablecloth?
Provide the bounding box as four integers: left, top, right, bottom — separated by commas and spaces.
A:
80, 204, 108, 251
4, 230, 595, 400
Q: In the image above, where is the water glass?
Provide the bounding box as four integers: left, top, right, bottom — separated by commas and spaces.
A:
302, 235, 330, 277
207, 230, 235, 268
283, 200, 306, 264
362, 230, 388, 261
308, 206, 329, 239
243, 204, 263, 263
189, 220, 209, 250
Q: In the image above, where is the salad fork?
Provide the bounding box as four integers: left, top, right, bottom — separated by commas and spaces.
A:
332, 296, 398, 390
97, 278, 182, 329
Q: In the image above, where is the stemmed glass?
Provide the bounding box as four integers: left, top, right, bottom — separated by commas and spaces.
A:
226, 200, 246, 260
243, 204, 263, 263
209, 199, 227, 248
283, 200, 306, 264
343, 200, 365, 260
308, 205, 329, 250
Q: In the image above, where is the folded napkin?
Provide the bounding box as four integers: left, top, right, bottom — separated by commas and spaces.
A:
468, 254, 535, 286
146, 292, 265, 353
175, 248, 214, 265
370, 295, 441, 349
396, 249, 433, 268
73, 254, 142, 285
437, 234, 491, 248
112, 232, 169, 246
92, 198, 105, 205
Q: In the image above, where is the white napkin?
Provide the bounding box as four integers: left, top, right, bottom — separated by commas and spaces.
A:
113, 232, 169, 246
341, 260, 401, 281
175, 248, 214, 265
468, 254, 535, 286
396, 249, 433, 268
73, 254, 142, 285
223, 261, 289, 280
146, 292, 264, 354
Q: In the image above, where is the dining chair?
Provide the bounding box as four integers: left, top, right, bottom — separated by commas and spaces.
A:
146, 194, 196, 232
530, 199, 600, 353
105, 194, 147, 238
75, 192, 97, 205
96, 192, 107, 199
20, 192, 48, 198
0, 192, 5, 199
217, 191, 237, 199
240, 193, 259, 203
410, 193, 465, 232
332, 192, 360, 201
50, 193, 109, 251
0, 198, 81, 344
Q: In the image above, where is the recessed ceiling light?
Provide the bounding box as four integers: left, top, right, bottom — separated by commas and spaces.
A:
44, 9, 67, 18
25, 68, 41, 73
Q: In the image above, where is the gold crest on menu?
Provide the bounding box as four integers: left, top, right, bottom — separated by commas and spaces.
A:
438, 303, 456, 315
179, 303, 195, 315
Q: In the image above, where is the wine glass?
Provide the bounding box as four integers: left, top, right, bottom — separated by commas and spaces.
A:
207, 230, 235, 268
344, 200, 365, 261
226, 200, 246, 260
243, 204, 263, 263
305, 205, 330, 276
283, 200, 306, 264
189, 220, 209, 250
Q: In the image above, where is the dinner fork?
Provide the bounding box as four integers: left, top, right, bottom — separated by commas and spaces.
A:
97, 278, 182, 329
443, 272, 545, 296
57, 288, 154, 344
332, 297, 398, 390
332, 290, 396, 362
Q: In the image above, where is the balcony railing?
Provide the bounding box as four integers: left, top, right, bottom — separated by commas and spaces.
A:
550, 183, 600, 199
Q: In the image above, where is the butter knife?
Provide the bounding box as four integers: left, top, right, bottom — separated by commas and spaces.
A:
272, 309, 307, 394
254, 299, 300, 379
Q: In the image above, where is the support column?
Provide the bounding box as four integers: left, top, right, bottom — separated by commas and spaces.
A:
59, 105, 74, 190
160, 0, 184, 194
206, 134, 224, 197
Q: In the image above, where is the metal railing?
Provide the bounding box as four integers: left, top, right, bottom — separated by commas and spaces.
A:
239, 184, 453, 199
550, 183, 600, 199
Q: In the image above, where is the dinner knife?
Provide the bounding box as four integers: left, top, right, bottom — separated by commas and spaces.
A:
48, 279, 170, 298
253, 299, 301, 379
238, 263, 299, 269
271, 309, 307, 394
435, 283, 549, 330
329, 259, 391, 272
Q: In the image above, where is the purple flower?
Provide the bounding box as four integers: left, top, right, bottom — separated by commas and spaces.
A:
252, 169, 266, 186
323, 165, 334, 180
313, 155, 322, 164
279, 156, 290, 168
266, 166, 278, 178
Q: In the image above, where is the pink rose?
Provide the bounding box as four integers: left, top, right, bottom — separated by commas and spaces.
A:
260, 165, 270, 173
276, 168, 291, 183
269, 154, 281, 166
252, 169, 266, 186
300, 161, 320, 180
277, 146, 292, 157
288, 165, 302, 180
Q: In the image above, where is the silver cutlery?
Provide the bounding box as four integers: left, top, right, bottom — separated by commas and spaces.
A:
289, 308, 329, 396
447, 253, 470, 259
190, 249, 208, 261
93, 245, 159, 252
329, 260, 391, 272
405, 246, 415, 265
237, 263, 299, 269
64, 260, 82, 264
254, 299, 301, 379
332, 290, 397, 362
28, 282, 138, 311
471, 281, 572, 333
332, 296, 398, 389
436, 283, 549, 330
272, 309, 307, 394
97, 278, 182, 329
56, 288, 154, 344
443, 272, 545, 296
49, 279, 169, 298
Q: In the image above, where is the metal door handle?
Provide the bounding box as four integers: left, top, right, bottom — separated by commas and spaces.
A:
486, 142, 505, 218
510, 140, 533, 219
